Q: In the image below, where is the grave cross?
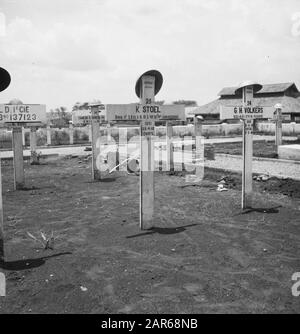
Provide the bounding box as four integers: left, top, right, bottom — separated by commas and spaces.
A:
273, 103, 283, 151
89, 103, 102, 180
0, 66, 11, 265
0, 103, 47, 190
220, 81, 275, 209
95, 70, 184, 230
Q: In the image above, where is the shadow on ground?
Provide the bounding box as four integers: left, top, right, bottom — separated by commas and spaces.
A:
0, 252, 72, 271
126, 224, 198, 239
240, 206, 282, 215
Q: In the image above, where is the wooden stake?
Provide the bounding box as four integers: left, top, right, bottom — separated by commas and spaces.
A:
118, 127, 127, 172
69, 122, 74, 145
275, 109, 283, 152
88, 124, 92, 143
91, 106, 101, 180
194, 115, 204, 181
30, 127, 38, 164
22, 127, 26, 147
46, 124, 51, 146
12, 126, 25, 190
0, 158, 4, 264
241, 86, 254, 209
166, 121, 174, 172
140, 75, 155, 230
107, 123, 112, 143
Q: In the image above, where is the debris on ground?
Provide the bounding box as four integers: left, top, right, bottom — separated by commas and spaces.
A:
217, 183, 228, 192
83, 155, 92, 162
217, 175, 236, 189
80, 286, 88, 292
253, 174, 271, 182
27, 231, 55, 250
77, 155, 92, 165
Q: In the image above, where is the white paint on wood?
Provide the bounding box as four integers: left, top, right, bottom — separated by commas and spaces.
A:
242, 86, 254, 209
30, 127, 38, 164
12, 127, 25, 190
91, 107, 101, 180
166, 122, 174, 172
0, 159, 4, 263
275, 109, 283, 151
0, 272, 5, 296
140, 75, 155, 230
0, 104, 47, 125
88, 124, 92, 143
22, 127, 25, 146
220, 104, 274, 120
194, 116, 204, 182
118, 127, 128, 172
106, 104, 185, 122
46, 124, 51, 145
69, 123, 74, 145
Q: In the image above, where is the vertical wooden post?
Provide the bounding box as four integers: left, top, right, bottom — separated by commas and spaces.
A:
241, 86, 254, 210
91, 106, 101, 180
275, 108, 283, 152
166, 121, 174, 173
222, 122, 229, 136
118, 127, 127, 172
46, 124, 51, 146
69, 122, 74, 145
107, 123, 112, 143
158, 141, 163, 172
0, 66, 10, 272
22, 127, 26, 147
140, 75, 155, 230
0, 158, 4, 265
30, 127, 38, 164
181, 138, 185, 172
12, 126, 25, 190
194, 115, 204, 181
88, 124, 92, 143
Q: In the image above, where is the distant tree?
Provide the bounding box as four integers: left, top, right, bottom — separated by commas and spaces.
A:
72, 99, 102, 111
72, 102, 89, 111
172, 100, 197, 107
155, 100, 165, 105
48, 106, 71, 127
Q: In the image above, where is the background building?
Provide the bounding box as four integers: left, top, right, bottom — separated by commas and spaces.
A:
187, 83, 300, 123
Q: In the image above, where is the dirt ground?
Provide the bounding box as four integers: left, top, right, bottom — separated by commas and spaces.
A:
214, 139, 300, 159
0, 156, 299, 314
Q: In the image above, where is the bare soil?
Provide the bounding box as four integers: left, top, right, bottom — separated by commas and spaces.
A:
0, 157, 299, 314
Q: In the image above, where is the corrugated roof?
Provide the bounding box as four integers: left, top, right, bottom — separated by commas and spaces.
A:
185, 107, 199, 118
218, 83, 297, 96
218, 87, 237, 96
186, 99, 220, 116
188, 96, 300, 116
258, 83, 296, 94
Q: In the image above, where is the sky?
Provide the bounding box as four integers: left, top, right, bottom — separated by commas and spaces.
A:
0, 0, 300, 112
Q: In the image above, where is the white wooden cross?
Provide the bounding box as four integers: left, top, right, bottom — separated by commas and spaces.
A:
0, 103, 46, 190
273, 103, 283, 152
0, 66, 11, 266
220, 81, 275, 209
93, 70, 184, 230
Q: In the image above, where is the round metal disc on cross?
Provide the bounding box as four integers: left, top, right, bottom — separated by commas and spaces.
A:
235, 81, 262, 95
8, 98, 23, 105
274, 103, 282, 110
0, 67, 11, 93
135, 69, 163, 99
